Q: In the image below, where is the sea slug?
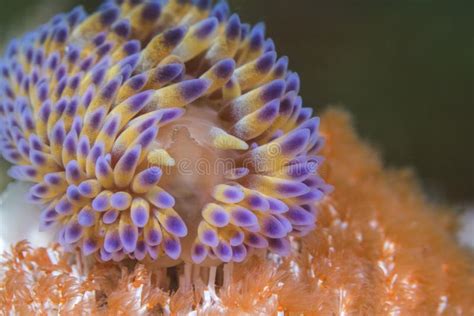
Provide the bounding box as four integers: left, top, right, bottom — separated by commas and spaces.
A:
0, 0, 330, 266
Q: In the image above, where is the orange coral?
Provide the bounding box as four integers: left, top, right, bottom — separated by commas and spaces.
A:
1, 109, 473, 315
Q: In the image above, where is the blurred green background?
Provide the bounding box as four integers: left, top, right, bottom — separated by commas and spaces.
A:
0, 0, 473, 203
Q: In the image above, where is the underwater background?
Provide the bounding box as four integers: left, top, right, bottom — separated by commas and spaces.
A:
0, 0, 473, 204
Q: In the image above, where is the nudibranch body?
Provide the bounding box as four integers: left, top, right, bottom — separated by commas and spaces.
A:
0, 0, 331, 265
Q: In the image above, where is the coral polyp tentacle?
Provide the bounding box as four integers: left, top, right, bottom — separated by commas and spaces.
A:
0, 0, 330, 264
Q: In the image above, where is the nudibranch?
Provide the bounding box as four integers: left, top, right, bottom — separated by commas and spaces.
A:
0, 0, 330, 266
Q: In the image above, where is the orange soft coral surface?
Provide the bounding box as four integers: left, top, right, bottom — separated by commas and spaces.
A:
1, 109, 473, 315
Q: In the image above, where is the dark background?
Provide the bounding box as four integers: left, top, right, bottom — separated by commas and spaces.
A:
1, 0, 473, 204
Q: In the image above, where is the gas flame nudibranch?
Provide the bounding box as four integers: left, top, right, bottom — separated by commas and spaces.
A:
0, 0, 331, 265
